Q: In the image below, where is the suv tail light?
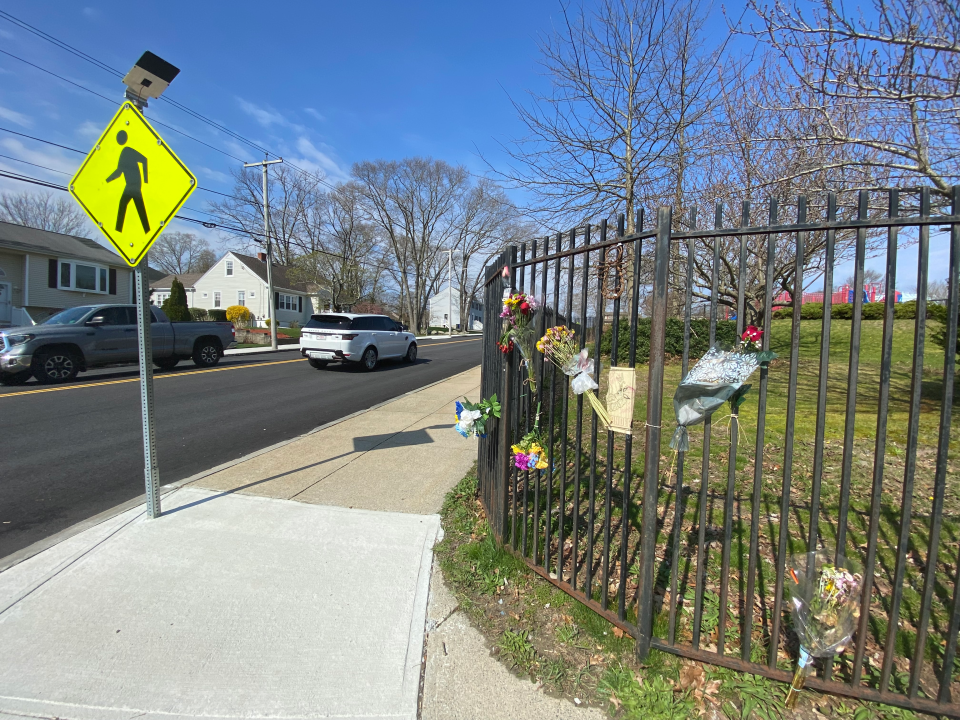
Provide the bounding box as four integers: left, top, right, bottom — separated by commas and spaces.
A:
341, 333, 358, 340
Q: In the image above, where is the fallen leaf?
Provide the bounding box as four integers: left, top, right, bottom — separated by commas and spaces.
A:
679, 663, 705, 691
613, 627, 625, 638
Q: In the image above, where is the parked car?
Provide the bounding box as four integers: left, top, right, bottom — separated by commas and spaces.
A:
0, 304, 236, 385
300, 313, 416, 371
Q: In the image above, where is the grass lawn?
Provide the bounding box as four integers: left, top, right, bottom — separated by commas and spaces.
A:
503, 317, 959, 703
439, 465, 925, 719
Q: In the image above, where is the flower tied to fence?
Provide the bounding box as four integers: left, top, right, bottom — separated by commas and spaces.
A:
499, 292, 539, 392
537, 325, 611, 427
784, 551, 863, 708
668, 326, 778, 453
511, 401, 548, 470
453, 394, 501, 439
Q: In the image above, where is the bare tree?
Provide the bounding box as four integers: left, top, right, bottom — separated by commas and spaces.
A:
0, 191, 91, 237
450, 179, 526, 329
352, 158, 470, 333
150, 232, 215, 275
207, 165, 317, 265
491, 0, 722, 234
289, 182, 387, 310
740, 0, 960, 198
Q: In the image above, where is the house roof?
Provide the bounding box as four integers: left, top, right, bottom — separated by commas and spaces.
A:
151, 272, 204, 290
0, 220, 129, 266
231, 252, 318, 295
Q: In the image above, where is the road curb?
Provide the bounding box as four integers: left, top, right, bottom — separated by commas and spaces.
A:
0, 365, 481, 574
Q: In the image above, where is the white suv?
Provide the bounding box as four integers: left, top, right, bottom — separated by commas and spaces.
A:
300, 313, 417, 371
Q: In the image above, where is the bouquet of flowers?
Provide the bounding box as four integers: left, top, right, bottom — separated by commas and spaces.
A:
511, 429, 549, 471
784, 550, 863, 708
454, 394, 501, 438
537, 325, 611, 428
499, 292, 539, 392
669, 326, 777, 451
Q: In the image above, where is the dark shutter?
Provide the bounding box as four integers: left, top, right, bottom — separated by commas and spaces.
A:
48, 259, 58, 288
298, 296, 302, 312
274, 291, 280, 310
108, 268, 117, 295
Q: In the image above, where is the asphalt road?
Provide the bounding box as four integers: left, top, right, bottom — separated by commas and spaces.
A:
0, 336, 482, 559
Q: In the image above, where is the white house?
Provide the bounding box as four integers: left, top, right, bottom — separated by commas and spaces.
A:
151, 252, 329, 328
429, 287, 483, 330
0, 221, 136, 327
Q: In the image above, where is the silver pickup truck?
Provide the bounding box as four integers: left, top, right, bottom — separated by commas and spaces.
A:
0, 304, 236, 385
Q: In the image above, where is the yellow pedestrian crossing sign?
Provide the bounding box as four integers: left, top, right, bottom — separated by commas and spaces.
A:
69, 101, 197, 267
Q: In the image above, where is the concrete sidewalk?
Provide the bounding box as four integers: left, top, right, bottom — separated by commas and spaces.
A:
0, 366, 598, 720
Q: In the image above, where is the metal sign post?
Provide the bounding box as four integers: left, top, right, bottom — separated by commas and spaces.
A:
135, 253, 161, 517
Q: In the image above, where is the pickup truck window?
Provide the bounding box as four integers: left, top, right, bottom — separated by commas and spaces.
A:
42, 306, 96, 325
305, 314, 352, 330
96, 307, 131, 325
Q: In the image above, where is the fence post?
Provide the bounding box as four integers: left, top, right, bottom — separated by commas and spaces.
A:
636, 206, 672, 661
495, 246, 517, 542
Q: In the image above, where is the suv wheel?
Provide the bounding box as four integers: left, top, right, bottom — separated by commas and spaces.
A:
308, 358, 327, 369
360, 346, 378, 371
192, 338, 222, 368
33, 349, 80, 384
404, 343, 417, 363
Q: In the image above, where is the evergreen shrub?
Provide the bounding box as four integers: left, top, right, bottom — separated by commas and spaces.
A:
599, 318, 738, 364
189, 308, 208, 321
209, 309, 228, 322
160, 278, 192, 321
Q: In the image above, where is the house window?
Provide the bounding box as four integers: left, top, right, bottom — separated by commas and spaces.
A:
238, 291, 245, 306
250, 291, 255, 298
214, 291, 221, 308
57, 259, 108, 293
202, 292, 208, 298
225, 260, 234, 276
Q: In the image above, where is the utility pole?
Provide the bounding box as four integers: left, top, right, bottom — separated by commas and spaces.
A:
447, 249, 454, 336
244, 156, 283, 350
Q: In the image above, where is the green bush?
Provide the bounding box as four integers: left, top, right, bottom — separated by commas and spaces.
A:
189, 307, 208, 321
929, 302, 959, 355
773, 302, 823, 320
160, 277, 191, 321
599, 318, 738, 364
861, 302, 885, 320
894, 300, 917, 319
833, 303, 854, 319
208, 309, 228, 322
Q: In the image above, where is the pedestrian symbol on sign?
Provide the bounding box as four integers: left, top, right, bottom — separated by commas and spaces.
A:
106, 130, 150, 233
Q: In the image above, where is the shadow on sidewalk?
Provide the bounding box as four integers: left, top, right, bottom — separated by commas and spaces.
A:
352, 426, 448, 452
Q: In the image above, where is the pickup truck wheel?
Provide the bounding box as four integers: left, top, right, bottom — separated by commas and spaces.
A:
360, 346, 378, 371
307, 358, 328, 369
33, 349, 80, 384
404, 343, 417, 363
154, 357, 179, 371
0, 370, 31, 386
192, 338, 222, 368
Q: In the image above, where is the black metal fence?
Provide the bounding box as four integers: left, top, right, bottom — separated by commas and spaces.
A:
476, 187, 960, 717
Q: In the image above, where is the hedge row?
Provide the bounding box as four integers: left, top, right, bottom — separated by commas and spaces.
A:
208, 309, 228, 322
772, 300, 918, 321
599, 318, 738, 364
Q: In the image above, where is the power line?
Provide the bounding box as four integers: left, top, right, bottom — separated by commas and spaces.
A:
0, 13, 338, 191
0, 126, 85, 154
0, 168, 395, 272
0, 153, 70, 175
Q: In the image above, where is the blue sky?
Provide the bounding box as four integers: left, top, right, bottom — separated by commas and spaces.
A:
0, 0, 945, 291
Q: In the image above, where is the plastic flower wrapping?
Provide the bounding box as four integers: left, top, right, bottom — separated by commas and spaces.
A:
669, 326, 777, 451
537, 325, 611, 427
453, 395, 501, 438
784, 550, 863, 708
499, 292, 539, 391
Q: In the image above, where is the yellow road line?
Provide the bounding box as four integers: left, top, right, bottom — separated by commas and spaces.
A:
1, 338, 481, 399
0, 358, 306, 399
0, 338, 479, 398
